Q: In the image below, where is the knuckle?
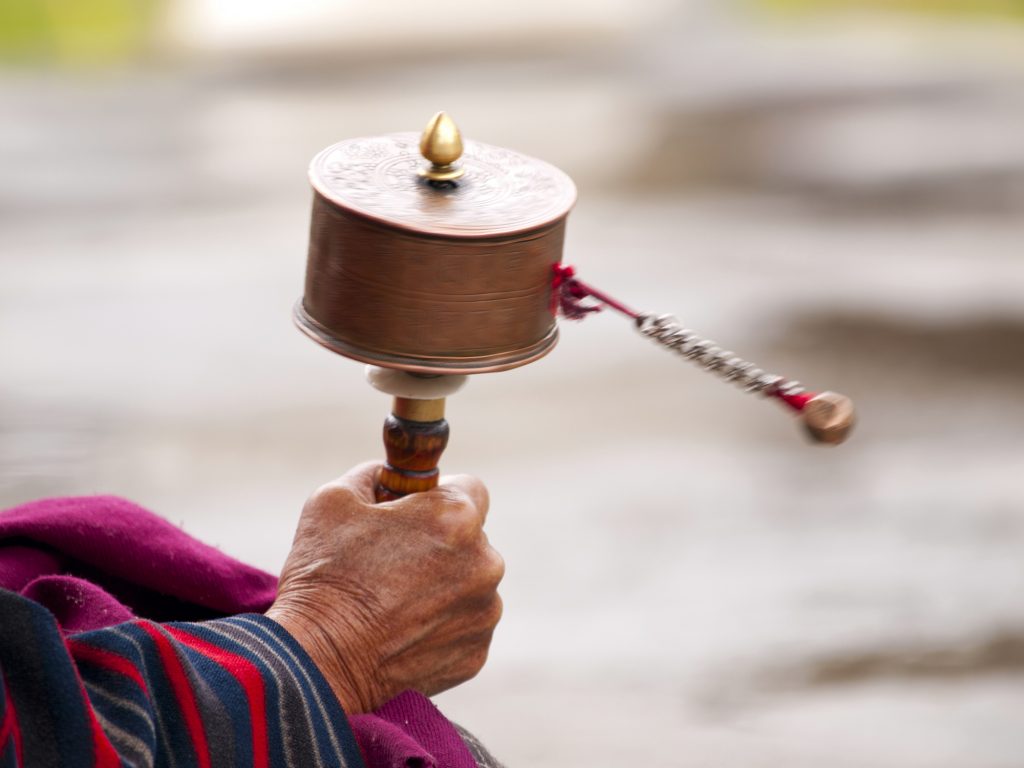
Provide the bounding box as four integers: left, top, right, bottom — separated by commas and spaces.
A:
439, 485, 484, 521
479, 546, 506, 587
305, 484, 360, 519
460, 475, 489, 508
482, 594, 503, 629
476, 484, 490, 516
435, 484, 471, 507
464, 643, 491, 679
440, 499, 482, 543
327, 484, 362, 506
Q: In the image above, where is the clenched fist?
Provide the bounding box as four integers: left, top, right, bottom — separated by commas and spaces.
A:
265, 462, 504, 714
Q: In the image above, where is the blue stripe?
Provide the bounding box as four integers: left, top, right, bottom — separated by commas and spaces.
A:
171, 639, 252, 766
82, 670, 156, 747
71, 641, 155, 745
228, 616, 366, 768
25, 601, 94, 768
172, 621, 291, 767
116, 622, 199, 767
0, 737, 16, 768
106, 627, 180, 768
225, 617, 338, 766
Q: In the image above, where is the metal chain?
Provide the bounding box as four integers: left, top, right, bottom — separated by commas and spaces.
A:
634, 313, 805, 398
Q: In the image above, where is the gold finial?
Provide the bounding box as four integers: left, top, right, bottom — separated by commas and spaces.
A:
418, 111, 465, 182
801, 391, 856, 445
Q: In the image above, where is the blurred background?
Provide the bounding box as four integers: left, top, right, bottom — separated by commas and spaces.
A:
2, 1, 1023, 765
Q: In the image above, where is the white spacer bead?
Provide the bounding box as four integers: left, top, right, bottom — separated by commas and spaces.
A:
364, 366, 468, 400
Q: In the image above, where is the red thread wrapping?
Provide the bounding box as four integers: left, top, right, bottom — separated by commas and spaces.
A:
777, 391, 813, 412
551, 264, 641, 320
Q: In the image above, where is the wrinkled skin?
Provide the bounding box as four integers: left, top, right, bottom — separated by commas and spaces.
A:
266, 462, 505, 714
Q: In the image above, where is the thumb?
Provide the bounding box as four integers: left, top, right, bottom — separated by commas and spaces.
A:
324, 461, 382, 505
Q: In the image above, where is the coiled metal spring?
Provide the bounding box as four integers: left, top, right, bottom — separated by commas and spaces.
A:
635, 313, 805, 398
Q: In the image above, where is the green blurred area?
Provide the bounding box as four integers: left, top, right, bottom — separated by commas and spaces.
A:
3, 0, 1023, 69
755, 0, 1024, 19
0, 0, 160, 64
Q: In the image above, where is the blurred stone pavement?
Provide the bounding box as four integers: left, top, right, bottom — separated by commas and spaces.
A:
2, 10, 1024, 767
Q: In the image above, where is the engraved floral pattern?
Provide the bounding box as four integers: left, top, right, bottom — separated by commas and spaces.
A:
312, 133, 576, 235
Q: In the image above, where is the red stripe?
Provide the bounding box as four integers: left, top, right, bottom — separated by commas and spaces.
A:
139, 622, 212, 768
0, 677, 24, 767
68, 639, 149, 694
89, 713, 121, 768
166, 627, 269, 768
58, 640, 120, 768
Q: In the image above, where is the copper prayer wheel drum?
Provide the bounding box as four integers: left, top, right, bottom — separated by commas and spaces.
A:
296, 114, 578, 374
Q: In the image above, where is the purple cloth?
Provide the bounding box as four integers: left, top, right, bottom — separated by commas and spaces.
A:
0, 495, 478, 768
0, 495, 277, 631
352, 692, 479, 768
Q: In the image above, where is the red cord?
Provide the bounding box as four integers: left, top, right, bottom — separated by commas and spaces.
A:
551, 263, 816, 412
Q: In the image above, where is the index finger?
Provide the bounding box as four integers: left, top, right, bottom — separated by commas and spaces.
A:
438, 473, 490, 523
319, 461, 382, 505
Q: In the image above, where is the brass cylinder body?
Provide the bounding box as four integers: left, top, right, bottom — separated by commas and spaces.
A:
296, 132, 577, 374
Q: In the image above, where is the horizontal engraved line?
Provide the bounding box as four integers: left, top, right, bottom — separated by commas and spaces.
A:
317, 269, 550, 303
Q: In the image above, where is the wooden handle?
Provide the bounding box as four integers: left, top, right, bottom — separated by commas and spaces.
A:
375, 396, 450, 502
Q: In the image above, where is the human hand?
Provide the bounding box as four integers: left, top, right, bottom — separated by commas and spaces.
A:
265, 462, 504, 714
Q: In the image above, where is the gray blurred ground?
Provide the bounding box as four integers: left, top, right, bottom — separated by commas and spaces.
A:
2, 6, 1024, 767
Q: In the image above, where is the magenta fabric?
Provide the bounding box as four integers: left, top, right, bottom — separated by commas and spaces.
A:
0, 494, 477, 768
0, 495, 277, 631
351, 691, 479, 768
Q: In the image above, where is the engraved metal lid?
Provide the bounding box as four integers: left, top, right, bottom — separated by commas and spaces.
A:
308, 112, 577, 239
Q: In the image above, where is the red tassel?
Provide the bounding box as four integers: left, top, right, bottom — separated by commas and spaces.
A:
777, 391, 814, 412
551, 264, 603, 320
551, 264, 642, 321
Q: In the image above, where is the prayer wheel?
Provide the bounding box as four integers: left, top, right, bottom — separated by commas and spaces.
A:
297, 113, 855, 502
297, 112, 579, 500
297, 112, 576, 375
